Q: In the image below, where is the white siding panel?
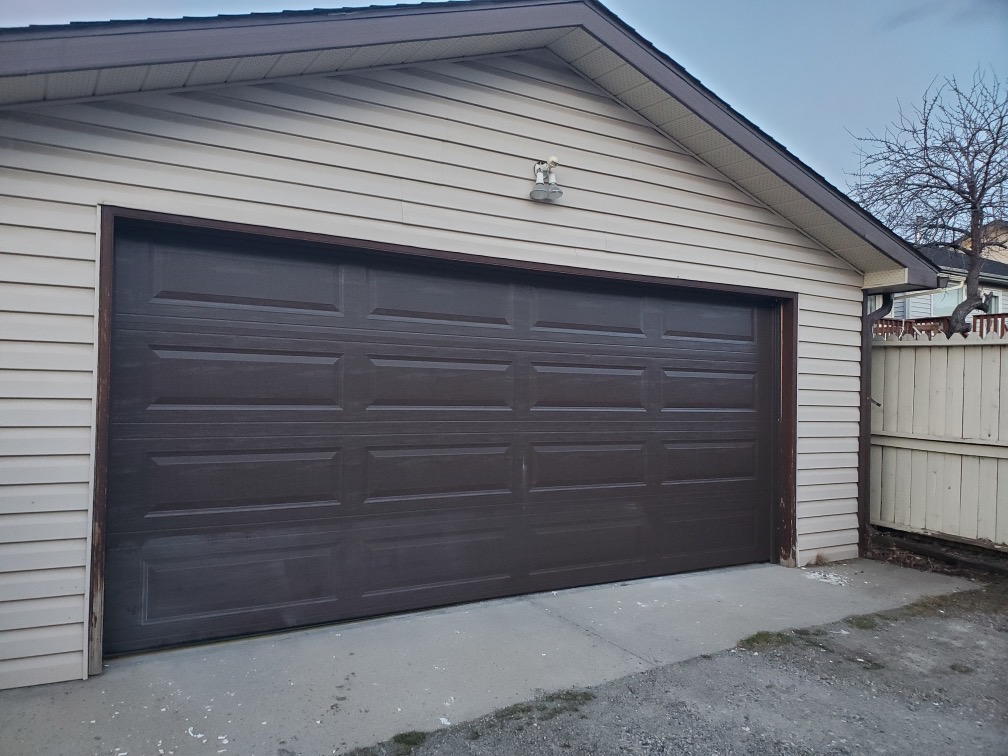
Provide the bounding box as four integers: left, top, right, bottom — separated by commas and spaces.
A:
0, 313, 94, 344
0, 539, 88, 572
0, 342, 95, 372
0, 650, 84, 689
0, 370, 94, 400
0, 624, 83, 662
798, 529, 860, 552
0, 197, 95, 234
0, 595, 84, 632
0, 427, 92, 456
0, 512, 90, 543
0, 483, 91, 515
0, 225, 95, 261
799, 498, 859, 518
0, 283, 95, 317
0, 52, 866, 687
0, 399, 93, 428
800, 543, 859, 564
797, 513, 858, 536
0, 253, 95, 288
0, 456, 91, 487
0, 567, 86, 602
798, 358, 862, 378
797, 436, 859, 455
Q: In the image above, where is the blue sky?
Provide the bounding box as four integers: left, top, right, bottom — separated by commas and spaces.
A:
2, 0, 1005, 189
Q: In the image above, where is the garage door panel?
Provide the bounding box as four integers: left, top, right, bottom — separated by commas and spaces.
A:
358, 523, 513, 601
656, 510, 765, 564
662, 297, 757, 341
529, 284, 647, 339
114, 233, 346, 325
527, 441, 649, 493
365, 264, 517, 331
365, 353, 516, 412
104, 223, 777, 653
660, 439, 758, 483
661, 367, 758, 410
529, 360, 649, 412
526, 514, 650, 579
103, 529, 351, 653
111, 331, 345, 421
362, 443, 516, 504
106, 440, 345, 535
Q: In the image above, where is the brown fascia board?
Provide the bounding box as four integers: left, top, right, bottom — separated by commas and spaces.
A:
0, 0, 938, 289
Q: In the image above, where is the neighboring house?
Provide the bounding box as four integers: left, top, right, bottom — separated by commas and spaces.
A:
958, 220, 1008, 264
891, 244, 1008, 319
0, 0, 938, 689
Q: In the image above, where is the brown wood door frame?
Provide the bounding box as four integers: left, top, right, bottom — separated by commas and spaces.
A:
88, 205, 798, 674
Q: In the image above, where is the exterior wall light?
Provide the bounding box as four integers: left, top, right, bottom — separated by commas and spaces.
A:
530, 156, 563, 201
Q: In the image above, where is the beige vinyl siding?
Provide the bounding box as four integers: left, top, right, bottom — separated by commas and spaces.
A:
0, 188, 95, 688
0, 50, 866, 687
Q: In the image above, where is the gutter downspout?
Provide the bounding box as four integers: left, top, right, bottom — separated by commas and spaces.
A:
859, 292, 893, 554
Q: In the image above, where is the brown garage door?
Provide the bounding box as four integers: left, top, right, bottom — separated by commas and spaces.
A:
104, 220, 777, 654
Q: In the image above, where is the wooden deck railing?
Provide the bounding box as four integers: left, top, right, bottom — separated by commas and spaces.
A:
872, 317, 949, 337
973, 313, 1008, 336
872, 313, 1008, 337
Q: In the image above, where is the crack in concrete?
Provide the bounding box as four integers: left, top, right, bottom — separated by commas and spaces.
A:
526, 597, 656, 667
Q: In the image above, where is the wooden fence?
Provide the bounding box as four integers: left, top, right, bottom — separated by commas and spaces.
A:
870, 331, 1008, 548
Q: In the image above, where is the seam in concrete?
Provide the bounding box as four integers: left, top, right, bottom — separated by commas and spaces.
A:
525, 597, 656, 667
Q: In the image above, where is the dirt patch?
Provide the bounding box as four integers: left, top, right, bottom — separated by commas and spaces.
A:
866, 528, 1008, 580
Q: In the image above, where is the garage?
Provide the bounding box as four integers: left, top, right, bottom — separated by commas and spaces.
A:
1, 0, 945, 689
103, 219, 778, 653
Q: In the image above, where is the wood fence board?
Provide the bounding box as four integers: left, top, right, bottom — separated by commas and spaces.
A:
997, 459, 1008, 546
869, 445, 882, 522
942, 453, 962, 537
880, 447, 896, 524
912, 347, 931, 435
959, 456, 980, 540
871, 347, 885, 431
896, 348, 916, 434
963, 348, 983, 440
882, 348, 900, 433
909, 449, 927, 530
945, 348, 966, 439
928, 348, 947, 437
924, 451, 944, 532
980, 346, 1000, 441
894, 447, 912, 527
977, 457, 997, 543
1000, 353, 1008, 442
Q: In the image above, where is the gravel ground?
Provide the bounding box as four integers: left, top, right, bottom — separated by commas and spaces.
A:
350, 578, 1008, 756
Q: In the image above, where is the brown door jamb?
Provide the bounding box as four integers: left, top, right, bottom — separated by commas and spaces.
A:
774, 296, 799, 566
88, 209, 115, 676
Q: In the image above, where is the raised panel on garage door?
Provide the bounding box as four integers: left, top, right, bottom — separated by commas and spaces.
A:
103, 220, 777, 653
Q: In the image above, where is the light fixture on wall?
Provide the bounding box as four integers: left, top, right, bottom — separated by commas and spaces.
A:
529, 156, 563, 201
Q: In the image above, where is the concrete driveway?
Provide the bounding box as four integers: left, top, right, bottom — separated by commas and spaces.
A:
0, 560, 973, 756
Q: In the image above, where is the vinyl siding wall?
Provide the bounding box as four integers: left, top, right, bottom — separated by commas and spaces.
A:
0, 50, 865, 689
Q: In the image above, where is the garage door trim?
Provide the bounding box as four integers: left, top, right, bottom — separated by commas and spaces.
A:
88, 205, 799, 672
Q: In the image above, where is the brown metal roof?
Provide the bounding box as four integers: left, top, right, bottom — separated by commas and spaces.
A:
0, 0, 939, 290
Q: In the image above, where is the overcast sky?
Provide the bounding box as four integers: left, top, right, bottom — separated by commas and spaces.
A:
2, 0, 1006, 189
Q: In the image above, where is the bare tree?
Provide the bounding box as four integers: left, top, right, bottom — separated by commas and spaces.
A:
851, 69, 1008, 334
